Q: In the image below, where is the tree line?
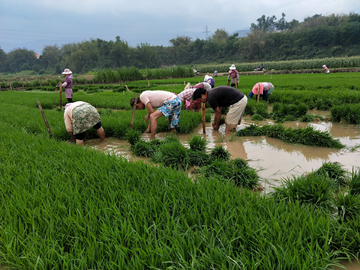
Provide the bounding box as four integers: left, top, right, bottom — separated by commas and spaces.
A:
0, 13, 359, 75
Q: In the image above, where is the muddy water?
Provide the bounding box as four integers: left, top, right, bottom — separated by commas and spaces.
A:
87, 111, 360, 192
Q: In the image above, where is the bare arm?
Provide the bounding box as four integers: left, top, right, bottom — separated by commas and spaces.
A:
212, 107, 221, 130
144, 102, 155, 122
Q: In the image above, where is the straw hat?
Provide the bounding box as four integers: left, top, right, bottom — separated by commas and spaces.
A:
229, 64, 236, 70
61, 68, 72, 74
252, 83, 264, 95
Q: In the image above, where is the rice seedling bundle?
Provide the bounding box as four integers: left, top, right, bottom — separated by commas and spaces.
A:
236, 124, 345, 148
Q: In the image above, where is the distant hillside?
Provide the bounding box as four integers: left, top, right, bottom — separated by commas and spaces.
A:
232, 29, 250, 37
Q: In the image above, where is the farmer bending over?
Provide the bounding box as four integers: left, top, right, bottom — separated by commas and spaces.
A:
193, 86, 247, 133
249, 82, 274, 102
130, 90, 182, 139
64, 101, 105, 145
177, 82, 211, 111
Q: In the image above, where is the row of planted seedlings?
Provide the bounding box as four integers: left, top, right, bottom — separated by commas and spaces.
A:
0, 86, 354, 148
0, 102, 205, 142
197, 55, 360, 73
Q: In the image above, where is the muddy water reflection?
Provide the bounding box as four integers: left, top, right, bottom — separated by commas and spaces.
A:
86, 117, 360, 192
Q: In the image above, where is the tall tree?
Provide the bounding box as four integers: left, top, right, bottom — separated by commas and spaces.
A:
4, 48, 37, 73
0, 47, 6, 72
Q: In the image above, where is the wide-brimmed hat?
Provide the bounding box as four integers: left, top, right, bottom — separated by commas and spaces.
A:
61, 68, 72, 74
229, 64, 236, 70
252, 83, 264, 95
204, 75, 213, 81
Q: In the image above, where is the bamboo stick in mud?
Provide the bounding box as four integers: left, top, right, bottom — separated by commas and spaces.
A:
202, 102, 206, 134
59, 82, 62, 109
37, 100, 53, 138
130, 94, 138, 130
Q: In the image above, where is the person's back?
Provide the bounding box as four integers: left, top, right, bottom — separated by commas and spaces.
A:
207, 86, 244, 109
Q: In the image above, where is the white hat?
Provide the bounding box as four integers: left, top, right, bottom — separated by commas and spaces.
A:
204, 75, 213, 81
61, 68, 72, 74
229, 64, 236, 70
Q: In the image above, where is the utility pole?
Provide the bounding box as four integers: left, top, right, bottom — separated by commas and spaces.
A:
203, 26, 210, 39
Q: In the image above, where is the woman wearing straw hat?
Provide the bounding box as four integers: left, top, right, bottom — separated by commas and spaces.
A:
227, 64, 239, 88
64, 101, 105, 145
61, 68, 73, 103
249, 82, 275, 101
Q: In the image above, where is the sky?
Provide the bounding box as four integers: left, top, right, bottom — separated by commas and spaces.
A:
0, 0, 359, 54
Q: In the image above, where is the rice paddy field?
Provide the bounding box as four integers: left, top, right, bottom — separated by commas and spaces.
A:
1, 71, 360, 269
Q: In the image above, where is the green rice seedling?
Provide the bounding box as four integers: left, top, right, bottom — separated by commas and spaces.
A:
331, 104, 360, 124
188, 135, 207, 152
205, 111, 211, 122
202, 160, 232, 179
251, 114, 264, 121
284, 115, 298, 121
274, 117, 285, 123
131, 140, 156, 157
254, 102, 270, 118
209, 145, 231, 162
163, 134, 181, 144
157, 141, 189, 170
232, 166, 260, 189
237, 124, 344, 148
271, 174, 335, 213
300, 113, 316, 122
311, 162, 348, 189
349, 169, 360, 197
187, 150, 211, 167
229, 158, 249, 169
126, 129, 142, 145
335, 192, 360, 222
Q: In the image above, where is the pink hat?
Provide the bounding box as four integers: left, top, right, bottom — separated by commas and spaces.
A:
61, 68, 72, 75
252, 83, 264, 95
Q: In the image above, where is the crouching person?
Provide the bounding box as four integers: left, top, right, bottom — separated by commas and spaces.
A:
130, 90, 182, 139
64, 101, 105, 145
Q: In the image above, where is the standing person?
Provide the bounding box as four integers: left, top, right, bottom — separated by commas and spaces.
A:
227, 64, 239, 88
178, 82, 212, 111
204, 75, 215, 88
213, 70, 218, 77
64, 101, 105, 146
193, 86, 247, 133
249, 82, 275, 101
130, 90, 182, 139
61, 68, 73, 103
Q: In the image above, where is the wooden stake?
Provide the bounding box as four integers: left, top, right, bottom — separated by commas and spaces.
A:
59, 82, 62, 109
257, 83, 260, 103
129, 94, 138, 130
125, 85, 130, 92
235, 79, 238, 88
37, 100, 53, 138
202, 102, 206, 134
148, 81, 150, 87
